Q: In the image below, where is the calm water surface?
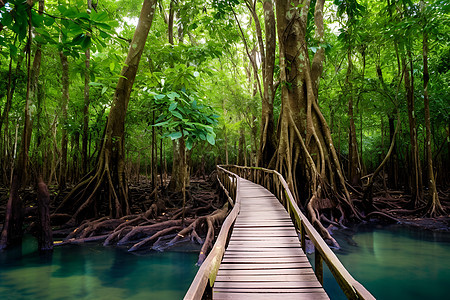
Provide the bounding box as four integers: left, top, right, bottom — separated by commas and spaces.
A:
309, 225, 450, 300
0, 236, 199, 300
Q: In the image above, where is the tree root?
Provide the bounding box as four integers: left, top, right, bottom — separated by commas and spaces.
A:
366, 211, 400, 223
307, 194, 340, 249
54, 179, 227, 264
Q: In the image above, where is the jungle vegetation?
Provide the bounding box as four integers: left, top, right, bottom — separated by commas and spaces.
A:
0, 0, 448, 254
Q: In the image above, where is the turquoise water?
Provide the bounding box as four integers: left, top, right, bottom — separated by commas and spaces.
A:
0, 236, 199, 300
309, 225, 450, 300
2, 226, 449, 300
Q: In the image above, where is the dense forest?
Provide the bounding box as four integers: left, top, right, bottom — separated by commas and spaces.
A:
0, 0, 448, 255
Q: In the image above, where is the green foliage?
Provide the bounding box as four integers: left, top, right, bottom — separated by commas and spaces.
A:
151, 89, 219, 150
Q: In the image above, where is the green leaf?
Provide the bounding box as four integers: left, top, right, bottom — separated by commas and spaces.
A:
71, 34, 85, 46
91, 11, 109, 22
153, 120, 170, 127
167, 91, 180, 100
171, 110, 183, 119
31, 11, 45, 27
9, 44, 17, 57
81, 36, 91, 50
186, 138, 194, 150
101, 86, 108, 94
43, 15, 55, 26
169, 102, 178, 111
109, 62, 115, 72
96, 22, 112, 31
168, 132, 182, 140
206, 133, 215, 145
1, 12, 13, 27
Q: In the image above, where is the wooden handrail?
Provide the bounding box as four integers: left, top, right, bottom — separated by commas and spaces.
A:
184, 166, 240, 300
221, 165, 375, 300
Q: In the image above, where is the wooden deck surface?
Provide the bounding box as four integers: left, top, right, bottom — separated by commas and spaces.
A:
213, 178, 330, 299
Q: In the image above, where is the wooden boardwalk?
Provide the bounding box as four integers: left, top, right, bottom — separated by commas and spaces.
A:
213, 178, 329, 299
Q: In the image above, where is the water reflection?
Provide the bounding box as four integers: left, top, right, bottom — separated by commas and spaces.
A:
309, 225, 450, 300
0, 237, 199, 300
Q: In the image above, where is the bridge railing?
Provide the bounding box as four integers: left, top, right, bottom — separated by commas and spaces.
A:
222, 165, 375, 300
184, 166, 241, 300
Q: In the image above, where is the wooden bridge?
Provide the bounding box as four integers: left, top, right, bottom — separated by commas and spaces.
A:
184, 166, 375, 300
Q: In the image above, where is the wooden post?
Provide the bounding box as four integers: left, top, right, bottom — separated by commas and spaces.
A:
301, 223, 306, 252
37, 178, 53, 252
315, 246, 324, 285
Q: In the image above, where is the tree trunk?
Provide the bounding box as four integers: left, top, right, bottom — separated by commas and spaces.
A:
346, 49, 361, 186
1, 0, 42, 248
37, 177, 53, 251
167, 138, 188, 193
224, 125, 228, 164
82, 47, 90, 174
56, 0, 157, 223
238, 122, 245, 166
152, 111, 157, 189
422, 31, 444, 216
59, 51, 69, 189
168, 0, 175, 45
388, 112, 399, 188
0, 53, 24, 184
259, 0, 277, 167
404, 55, 422, 207
273, 0, 356, 238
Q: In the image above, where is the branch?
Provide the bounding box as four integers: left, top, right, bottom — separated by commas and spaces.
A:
230, 5, 264, 101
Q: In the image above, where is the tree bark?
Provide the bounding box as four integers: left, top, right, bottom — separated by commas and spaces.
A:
167, 138, 188, 193
346, 50, 361, 186
168, 0, 175, 45
238, 122, 245, 166
273, 0, 356, 234
59, 51, 69, 189
388, 112, 399, 188
404, 54, 422, 207
82, 48, 90, 174
258, 0, 277, 167
37, 177, 53, 251
422, 30, 445, 216
0, 0, 42, 248
56, 0, 158, 222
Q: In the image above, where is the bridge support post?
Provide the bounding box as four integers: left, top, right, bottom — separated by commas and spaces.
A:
315, 247, 324, 285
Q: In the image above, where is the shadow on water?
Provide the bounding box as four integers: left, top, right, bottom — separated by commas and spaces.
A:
308, 224, 450, 300
0, 236, 199, 300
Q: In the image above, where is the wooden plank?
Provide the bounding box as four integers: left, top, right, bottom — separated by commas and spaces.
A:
217, 268, 315, 276
233, 224, 293, 229
218, 263, 313, 270
233, 228, 298, 237
221, 258, 309, 265
232, 226, 295, 230
228, 237, 300, 243
223, 253, 305, 259
227, 239, 300, 244
213, 292, 329, 300
224, 252, 305, 258
224, 248, 303, 253
215, 274, 319, 282
214, 281, 323, 289
234, 216, 291, 220
222, 257, 309, 263
214, 288, 325, 293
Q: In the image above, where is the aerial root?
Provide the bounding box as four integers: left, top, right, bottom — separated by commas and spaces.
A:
54, 181, 226, 263
307, 195, 340, 249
